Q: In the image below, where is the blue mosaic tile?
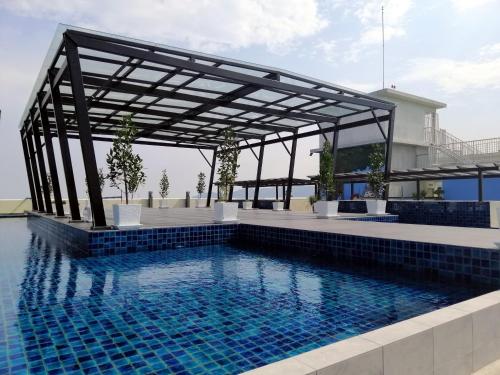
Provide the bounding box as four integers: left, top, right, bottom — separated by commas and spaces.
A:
338, 200, 491, 228
0, 218, 495, 374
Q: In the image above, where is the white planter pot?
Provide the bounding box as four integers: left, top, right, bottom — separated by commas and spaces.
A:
214, 202, 238, 223
82, 202, 92, 223
112, 204, 142, 229
242, 201, 253, 210
159, 200, 168, 209
272, 201, 284, 211
366, 200, 387, 215
316, 200, 339, 218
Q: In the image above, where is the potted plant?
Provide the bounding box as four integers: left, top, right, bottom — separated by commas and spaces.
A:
83, 168, 106, 222
366, 144, 387, 215
106, 116, 146, 228
159, 169, 170, 208
196, 172, 206, 208
315, 140, 338, 218
308, 195, 318, 212
214, 130, 240, 223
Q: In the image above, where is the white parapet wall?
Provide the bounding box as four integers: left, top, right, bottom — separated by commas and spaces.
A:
243, 291, 500, 375
0, 197, 316, 214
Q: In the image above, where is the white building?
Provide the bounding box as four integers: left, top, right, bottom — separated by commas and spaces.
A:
322, 88, 500, 198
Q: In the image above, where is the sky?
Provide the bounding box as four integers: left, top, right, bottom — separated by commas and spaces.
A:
0, 0, 499, 199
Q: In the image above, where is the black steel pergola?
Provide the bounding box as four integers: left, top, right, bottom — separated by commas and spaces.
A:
19, 26, 395, 228
335, 163, 500, 201
215, 177, 316, 202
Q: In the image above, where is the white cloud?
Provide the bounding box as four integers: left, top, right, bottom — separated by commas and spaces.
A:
336, 0, 413, 62
313, 40, 337, 62
335, 80, 378, 93
0, 0, 327, 53
400, 52, 500, 94
450, 0, 495, 11
479, 43, 500, 57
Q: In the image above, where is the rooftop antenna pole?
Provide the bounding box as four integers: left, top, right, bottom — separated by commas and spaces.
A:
382, 5, 385, 89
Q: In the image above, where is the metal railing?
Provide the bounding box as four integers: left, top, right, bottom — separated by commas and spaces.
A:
424, 127, 500, 166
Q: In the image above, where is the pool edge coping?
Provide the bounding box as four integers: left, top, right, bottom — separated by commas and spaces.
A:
241, 290, 500, 375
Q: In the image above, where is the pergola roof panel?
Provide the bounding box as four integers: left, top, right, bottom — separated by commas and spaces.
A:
21, 25, 395, 150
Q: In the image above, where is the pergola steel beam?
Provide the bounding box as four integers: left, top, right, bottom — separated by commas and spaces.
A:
77, 75, 336, 125
65, 33, 106, 228
206, 148, 217, 207
25, 126, 45, 212
67, 30, 395, 111
38, 92, 65, 217
31, 113, 53, 214
383, 109, 396, 199
253, 139, 265, 208
238, 115, 390, 150
284, 134, 298, 210
20, 132, 38, 211
49, 69, 82, 221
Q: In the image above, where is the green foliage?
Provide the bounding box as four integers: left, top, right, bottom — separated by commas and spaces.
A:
46, 174, 53, 196
106, 116, 146, 204
308, 195, 318, 207
318, 140, 336, 201
433, 186, 444, 200
85, 168, 106, 196
367, 144, 386, 199
411, 190, 427, 200
217, 130, 240, 201
196, 172, 206, 198
159, 169, 170, 199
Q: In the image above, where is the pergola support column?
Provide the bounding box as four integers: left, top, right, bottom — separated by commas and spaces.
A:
253, 140, 265, 208
38, 92, 64, 217
284, 134, 298, 210
206, 148, 217, 207
416, 180, 421, 200
478, 170, 484, 202
20, 132, 38, 211
65, 34, 106, 228
31, 114, 53, 214
25, 127, 44, 212
48, 68, 81, 221
384, 109, 396, 200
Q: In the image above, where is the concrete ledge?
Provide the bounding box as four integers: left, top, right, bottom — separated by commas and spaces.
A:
241, 291, 500, 375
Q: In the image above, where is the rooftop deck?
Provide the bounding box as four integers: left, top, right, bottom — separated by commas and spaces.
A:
51, 207, 500, 250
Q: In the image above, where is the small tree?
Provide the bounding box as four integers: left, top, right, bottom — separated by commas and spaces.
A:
366, 144, 386, 199
217, 129, 240, 201
159, 169, 170, 200
106, 116, 146, 204
318, 140, 335, 200
196, 172, 206, 199
46, 174, 54, 198
85, 168, 106, 196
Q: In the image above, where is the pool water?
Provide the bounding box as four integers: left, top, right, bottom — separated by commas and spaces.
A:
0, 219, 493, 374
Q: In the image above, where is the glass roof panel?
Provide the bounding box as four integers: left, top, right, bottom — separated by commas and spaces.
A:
245, 89, 288, 103
177, 89, 220, 99
277, 97, 311, 107
186, 78, 242, 93
126, 68, 169, 83
156, 98, 201, 108
80, 59, 122, 75
314, 106, 354, 117
164, 74, 192, 86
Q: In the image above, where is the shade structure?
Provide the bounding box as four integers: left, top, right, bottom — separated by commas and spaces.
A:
19, 25, 396, 228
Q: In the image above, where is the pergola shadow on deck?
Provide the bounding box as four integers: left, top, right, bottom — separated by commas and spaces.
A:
19, 25, 395, 229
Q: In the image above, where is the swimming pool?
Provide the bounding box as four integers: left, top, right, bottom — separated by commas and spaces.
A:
0, 219, 493, 374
